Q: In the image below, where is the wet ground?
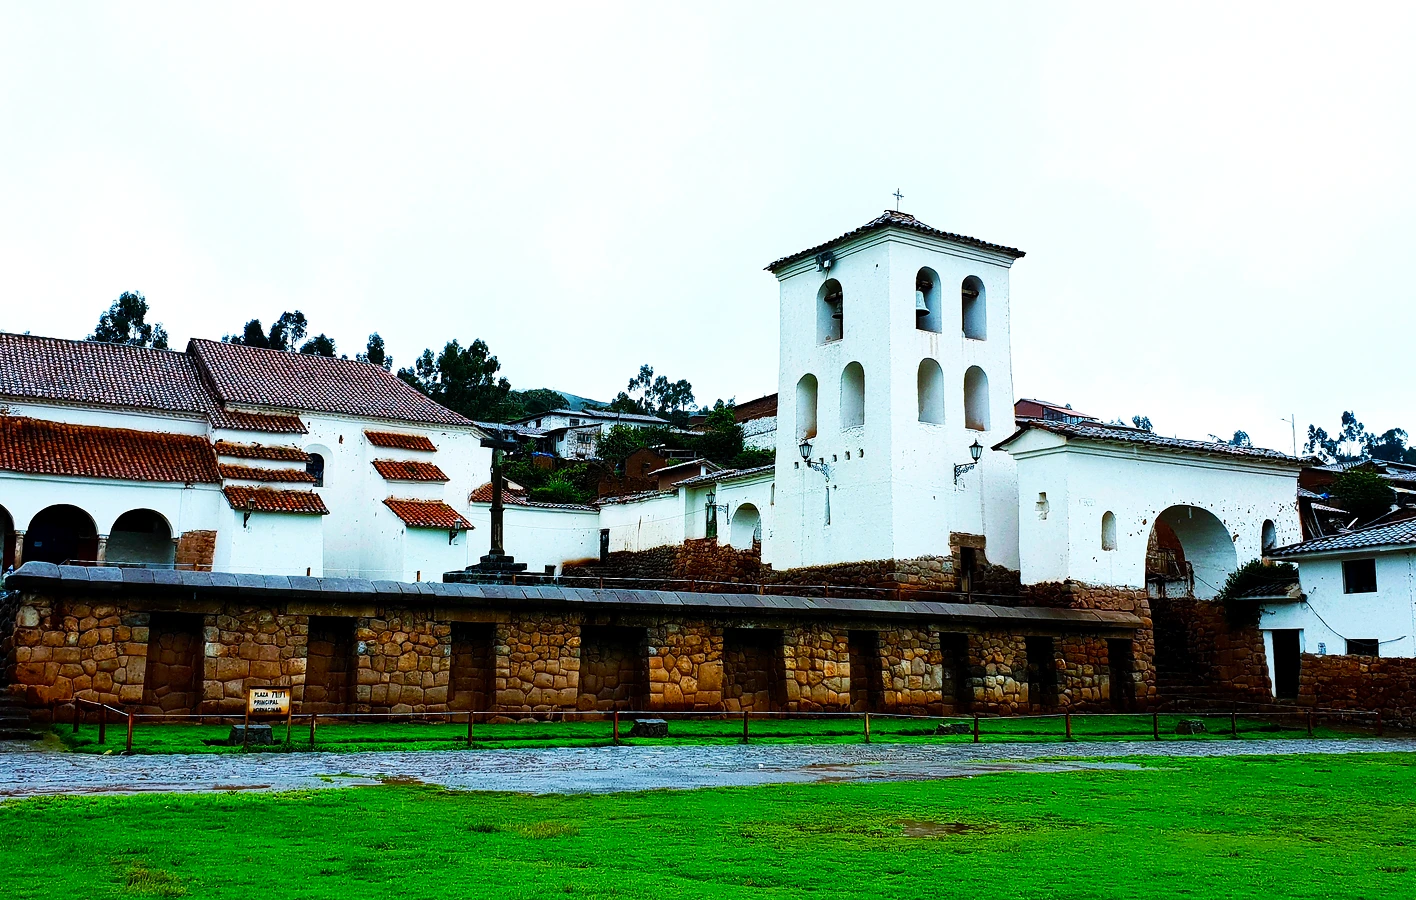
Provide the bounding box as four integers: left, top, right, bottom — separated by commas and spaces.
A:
0, 737, 1410, 797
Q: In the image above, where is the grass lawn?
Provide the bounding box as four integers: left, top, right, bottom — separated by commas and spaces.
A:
55, 712, 1367, 755
2, 753, 1413, 898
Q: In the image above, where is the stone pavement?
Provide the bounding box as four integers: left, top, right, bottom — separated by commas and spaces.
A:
1, 737, 1411, 798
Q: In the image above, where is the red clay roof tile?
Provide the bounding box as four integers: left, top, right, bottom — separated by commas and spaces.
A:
213, 441, 310, 462
372, 459, 450, 482
364, 430, 437, 451
218, 464, 317, 483
382, 498, 471, 529
223, 486, 329, 515
0, 416, 219, 483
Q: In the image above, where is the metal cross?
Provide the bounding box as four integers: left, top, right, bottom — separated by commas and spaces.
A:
893, 189, 904, 210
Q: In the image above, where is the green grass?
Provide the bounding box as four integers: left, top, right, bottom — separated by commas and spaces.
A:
54, 712, 1368, 755
2, 754, 1414, 898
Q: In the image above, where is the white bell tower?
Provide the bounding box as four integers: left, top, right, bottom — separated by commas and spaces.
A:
763, 210, 1024, 573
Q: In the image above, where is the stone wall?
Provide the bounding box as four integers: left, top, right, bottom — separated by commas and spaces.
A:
8, 586, 1146, 721
1150, 596, 1271, 703
1298, 654, 1416, 729
562, 540, 762, 586
1024, 581, 1159, 708
174, 530, 217, 571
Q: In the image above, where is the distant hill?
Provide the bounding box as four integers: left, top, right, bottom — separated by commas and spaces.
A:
548, 390, 608, 412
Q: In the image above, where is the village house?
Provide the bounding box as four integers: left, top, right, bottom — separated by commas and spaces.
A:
509, 408, 669, 460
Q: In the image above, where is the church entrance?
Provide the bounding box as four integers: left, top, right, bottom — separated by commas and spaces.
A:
846, 630, 883, 712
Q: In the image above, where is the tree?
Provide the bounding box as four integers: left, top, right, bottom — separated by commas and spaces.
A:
298, 334, 337, 357
357, 333, 392, 371
596, 423, 674, 466
89, 291, 169, 349
1305, 411, 1413, 463
1330, 469, 1396, 523
696, 400, 744, 466
223, 310, 312, 352
1367, 428, 1409, 463
397, 338, 511, 421
601, 364, 696, 426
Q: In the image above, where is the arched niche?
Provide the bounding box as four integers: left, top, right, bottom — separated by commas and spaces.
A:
962, 275, 986, 339
796, 374, 819, 439
840, 362, 865, 429
915, 267, 942, 333
816, 279, 843, 344
917, 358, 944, 424
964, 366, 990, 431
1101, 511, 1118, 551
24, 504, 99, 565
1262, 519, 1277, 554
730, 503, 763, 550
108, 509, 176, 567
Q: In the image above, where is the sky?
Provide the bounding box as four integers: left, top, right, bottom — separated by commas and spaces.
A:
1, 3, 1412, 454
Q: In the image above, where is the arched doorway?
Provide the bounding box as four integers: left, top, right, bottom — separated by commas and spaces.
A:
730, 504, 762, 551
1146, 505, 1237, 599
108, 509, 176, 567
24, 505, 99, 565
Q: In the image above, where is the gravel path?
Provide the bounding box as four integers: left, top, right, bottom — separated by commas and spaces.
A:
1, 737, 1410, 797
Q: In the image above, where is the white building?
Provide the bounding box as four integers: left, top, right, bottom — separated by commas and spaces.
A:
510, 408, 669, 460
1260, 521, 1416, 693
0, 333, 491, 580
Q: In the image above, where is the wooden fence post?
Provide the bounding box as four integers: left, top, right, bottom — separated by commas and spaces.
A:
742, 709, 749, 744
863, 712, 871, 744
309, 712, 317, 748
1152, 711, 1160, 741
125, 710, 134, 755
972, 714, 979, 744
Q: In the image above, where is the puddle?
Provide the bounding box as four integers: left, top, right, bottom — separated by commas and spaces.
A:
900, 820, 997, 837
374, 774, 425, 786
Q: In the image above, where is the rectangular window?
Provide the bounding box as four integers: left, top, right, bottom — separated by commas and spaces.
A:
569, 418, 581, 426
1346, 638, 1379, 657
1342, 559, 1378, 594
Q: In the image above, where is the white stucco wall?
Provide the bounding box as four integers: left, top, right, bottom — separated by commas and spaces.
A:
214, 508, 325, 576
1261, 549, 1416, 659
599, 492, 687, 553
463, 503, 601, 575
1006, 430, 1302, 596
768, 226, 1021, 572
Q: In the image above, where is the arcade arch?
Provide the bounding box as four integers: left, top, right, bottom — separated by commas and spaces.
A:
108, 509, 176, 567
1145, 505, 1237, 599
24, 504, 99, 565
730, 504, 763, 551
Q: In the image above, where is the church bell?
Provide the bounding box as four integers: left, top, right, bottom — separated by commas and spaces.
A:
914, 290, 929, 316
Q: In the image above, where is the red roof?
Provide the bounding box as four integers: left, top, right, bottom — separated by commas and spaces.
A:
214, 441, 310, 462
364, 430, 437, 451
0, 416, 219, 483
383, 498, 471, 529
189, 339, 473, 427
469, 481, 530, 505
218, 464, 316, 483
223, 486, 329, 515
766, 210, 1025, 272
0, 333, 307, 434
372, 459, 449, 482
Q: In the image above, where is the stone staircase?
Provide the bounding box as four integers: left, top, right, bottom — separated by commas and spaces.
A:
0, 693, 39, 741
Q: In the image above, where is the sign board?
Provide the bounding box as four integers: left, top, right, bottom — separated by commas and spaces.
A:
246, 687, 291, 717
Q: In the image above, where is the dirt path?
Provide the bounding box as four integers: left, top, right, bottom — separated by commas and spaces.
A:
1, 737, 1410, 797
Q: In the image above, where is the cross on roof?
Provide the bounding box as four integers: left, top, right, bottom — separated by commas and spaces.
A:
893, 189, 904, 210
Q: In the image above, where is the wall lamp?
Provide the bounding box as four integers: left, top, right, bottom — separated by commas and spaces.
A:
243, 496, 257, 528
797, 438, 832, 525
705, 489, 729, 540
954, 439, 984, 485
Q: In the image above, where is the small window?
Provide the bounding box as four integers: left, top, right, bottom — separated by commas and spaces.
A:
1342, 559, 1377, 594
569, 417, 581, 426
306, 452, 325, 487
1262, 520, 1277, 553
1101, 511, 1117, 551
1346, 638, 1379, 657
817, 279, 844, 343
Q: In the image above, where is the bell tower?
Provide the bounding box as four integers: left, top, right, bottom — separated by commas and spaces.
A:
763, 210, 1025, 573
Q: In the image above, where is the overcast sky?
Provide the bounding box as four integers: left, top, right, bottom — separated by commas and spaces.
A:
2, 3, 1412, 452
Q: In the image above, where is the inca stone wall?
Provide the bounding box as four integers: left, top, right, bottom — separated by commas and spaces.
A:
1149, 596, 1271, 703
174, 530, 217, 571
1024, 581, 1160, 708
1298, 654, 1416, 729
8, 586, 1147, 721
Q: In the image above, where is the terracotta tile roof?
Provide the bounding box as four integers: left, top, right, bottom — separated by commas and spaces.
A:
0, 416, 220, 484
218, 464, 316, 483
223, 486, 329, 515
383, 498, 471, 529
372, 459, 450, 482
995, 419, 1305, 464
675, 464, 776, 488
216, 409, 308, 434
189, 338, 474, 427
213, 440, 310, 462
470, 481, 529, 505
364, 430, 437, 451
766, 210, 1026, 273
0, 332, 309, 434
